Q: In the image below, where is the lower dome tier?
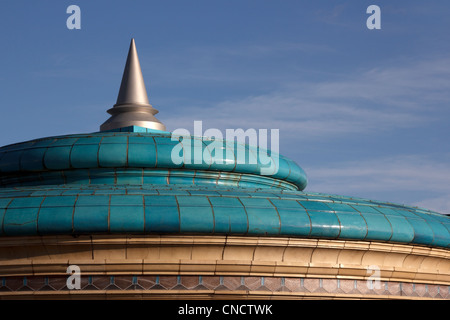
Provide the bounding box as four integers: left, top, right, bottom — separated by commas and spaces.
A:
0, 184, 448, 248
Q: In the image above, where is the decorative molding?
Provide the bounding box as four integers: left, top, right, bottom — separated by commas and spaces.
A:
0, 235, 448, 289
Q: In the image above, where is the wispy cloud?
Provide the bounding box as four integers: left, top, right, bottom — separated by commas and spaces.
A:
305, 154, 450, 214
163, 57, 450, 138
142, 41, 335, 85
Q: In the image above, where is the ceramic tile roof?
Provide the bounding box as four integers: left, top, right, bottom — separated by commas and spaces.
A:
0, 184, 448, 248
0, 128, 448, 249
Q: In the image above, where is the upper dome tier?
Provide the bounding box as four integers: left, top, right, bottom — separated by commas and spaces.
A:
0, 127, 308, 191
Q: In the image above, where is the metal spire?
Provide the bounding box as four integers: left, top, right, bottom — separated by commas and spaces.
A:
100, 38, 166, 132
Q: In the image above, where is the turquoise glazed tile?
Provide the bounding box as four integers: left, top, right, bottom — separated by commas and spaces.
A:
277, 192, 307, 200
232, 143, 258, 174
308, 211, 340, 238
100, 136, 128, 144
192, 171, 220, 186
128, 136, 156, 145
156, 188, 190, 196
144, 195, 179, 232
145, 205, 180, 232
270, 199, 305, 209
39, 171, 65, 185
209, 196, 248, 233
413, 213, 449, 247
277, 208, 311, 236
0, 209, 5, 235
183, 139, 212, 170
93, 188, 126, 195
126, 126, 148, 133
176, 195, 210, 207
110, 197, 144, 233
73, 136, 103, 145
246, 207, 280, 235
154, 139, 183, 169
179, 206, 214, 233
0, 198, 13, 208
3, 207, 39, 235
44, 146, 72, 170
41, 196, 77, 207
217, 190, 252, 198
19, 148, 47, 171
299, 201, 332, 212
281, 158, 307, 190
115, 169, 144, 185
213, 206, 248, 234
37, 206, 73, 234
248, 191, 280, 199
48, 138, 79, 147
111, 195, 143, 206
404, 217, 435, 245
382, 214, 415, 243
334, 211, 368, 239
32, 138, 57, 148
209, 196, 243, 207
128, 142, 157, 167
202, 140, 236, 172
177, 195, 215, 232
70, 144, 99, 168
326, 202, 357, 213
76, 195, 109, 206
98, 143, 127, 167
188, 190, 221, 196
144, 195, 177, 206
73, 195, 109, 232
274, 156, 291, 180
142, 173, 169, 185
359, 212, 392, 241
350, 205, 380, 214
9, 197, 44, 208
88, 168, 116, 184
64, 169, 91, 184
129, 188, 158, 195
73, 205, 109, 234
61, 188, 94, 196
31, 189, 63, 196
239, 197, 274, 209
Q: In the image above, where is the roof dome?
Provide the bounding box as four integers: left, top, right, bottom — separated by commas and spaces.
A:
0, 129, 307, 191
0, 39, 448, 250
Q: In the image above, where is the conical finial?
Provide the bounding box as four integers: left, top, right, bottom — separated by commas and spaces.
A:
100, 38, 166, 132
115, 38, 150, 106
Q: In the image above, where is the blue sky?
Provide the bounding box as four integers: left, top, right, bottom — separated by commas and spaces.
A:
1, 1, 449, 214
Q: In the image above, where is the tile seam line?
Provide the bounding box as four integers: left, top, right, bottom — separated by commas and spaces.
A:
267, 198, 281, 236
206, 196, 216, 234
34, 196, 47, 236
71, 194, 79, 234
296, 200, 312, 237
236, 197, 250, 235
0, 199, 14, 235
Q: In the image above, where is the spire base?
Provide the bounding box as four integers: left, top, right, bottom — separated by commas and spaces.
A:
100, 104, 166, 132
